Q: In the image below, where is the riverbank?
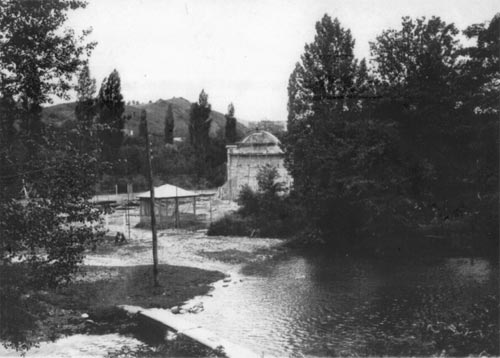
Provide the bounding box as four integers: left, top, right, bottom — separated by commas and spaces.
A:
1, 205, 284, 357
0, 262, 227, 357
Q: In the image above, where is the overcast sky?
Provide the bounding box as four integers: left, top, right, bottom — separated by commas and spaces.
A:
65, 0, 499, 122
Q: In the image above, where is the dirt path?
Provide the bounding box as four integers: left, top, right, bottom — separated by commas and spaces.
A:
85, 207, 284, 275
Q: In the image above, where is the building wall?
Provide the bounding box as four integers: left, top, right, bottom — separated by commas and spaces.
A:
225, 154, 291, 200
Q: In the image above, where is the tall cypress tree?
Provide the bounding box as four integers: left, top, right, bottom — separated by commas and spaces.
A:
75, 64, 97, 152
189, 89, 212, 179
164, 103, 174, 144
75, 64, 96, 128
97, 69, 125, 161
224, 103, 237, 144
138, 109, 147, 140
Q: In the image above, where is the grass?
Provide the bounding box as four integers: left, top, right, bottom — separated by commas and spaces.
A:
45, 264, 225, 314
197, 249, 256, 264
2, 263, 226, 356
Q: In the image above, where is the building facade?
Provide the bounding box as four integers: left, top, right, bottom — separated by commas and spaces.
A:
219, 130, 292, 200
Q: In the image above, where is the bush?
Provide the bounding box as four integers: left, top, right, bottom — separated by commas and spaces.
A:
207, 215, 252, 237
208, 165, 303, 238
237, 185, 259, 216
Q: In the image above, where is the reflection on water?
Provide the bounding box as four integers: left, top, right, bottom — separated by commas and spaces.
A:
1, 257, 496, 357
186, 255, 499, 357
445, 257, 492, 283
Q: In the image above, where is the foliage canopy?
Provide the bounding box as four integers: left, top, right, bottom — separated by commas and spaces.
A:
0, 0, 103, 349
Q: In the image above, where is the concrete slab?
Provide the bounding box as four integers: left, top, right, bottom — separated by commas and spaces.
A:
119, 305, 262, 358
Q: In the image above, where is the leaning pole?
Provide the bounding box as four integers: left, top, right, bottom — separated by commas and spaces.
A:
143, 109, 159, 287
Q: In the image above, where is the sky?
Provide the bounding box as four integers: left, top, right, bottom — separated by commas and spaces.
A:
64, 0, 499, 123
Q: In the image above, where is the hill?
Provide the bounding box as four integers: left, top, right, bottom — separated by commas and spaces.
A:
42, 97, 248, 139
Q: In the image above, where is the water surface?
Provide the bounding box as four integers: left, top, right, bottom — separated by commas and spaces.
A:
186, 254, 499, 357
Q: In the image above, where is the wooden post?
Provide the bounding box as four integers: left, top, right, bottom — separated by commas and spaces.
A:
165, 200, 169, 228
227, 145, 232, 200
158, 199, 162, 228
126, 183, 131, 241
175, 197, 179, 228
209, 196, 213, 223
178, 199, 181, 226
143, 110, 159, 287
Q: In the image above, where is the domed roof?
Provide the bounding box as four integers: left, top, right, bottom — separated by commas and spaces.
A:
240, 130, 281, 145
230, 130, 283, 155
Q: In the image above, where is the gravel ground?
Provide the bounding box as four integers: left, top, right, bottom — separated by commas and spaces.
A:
0, 201, 284, 357
85, 205, 284, 275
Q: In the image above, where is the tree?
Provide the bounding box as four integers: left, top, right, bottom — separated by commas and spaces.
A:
0, 0, 95, 137
164, 103, 174, 144
461, 13, 499, 114
75, 64, 97, 103
296, 14, 357, 108
97, 69, 125, 162
370, 17, 472, 205
224, 103, 237, 144
369, 15, 497, 252
285, 14, 360, 189
284, 15, 386, 244
0, 0, 102, 349
188, 89, 212, 180
0, 95, 17, 144
75, 64, 97, 151
458, 14, 499, 247
235, 165, 293, 237
283, 13, 497, 254
371, 16, 460, 106
138, 109, 147, 140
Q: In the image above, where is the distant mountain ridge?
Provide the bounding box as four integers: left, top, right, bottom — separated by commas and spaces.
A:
42, 97, 249, 139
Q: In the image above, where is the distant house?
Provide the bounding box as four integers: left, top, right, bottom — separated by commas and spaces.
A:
246, 120, 286, 135
218, 130, 292, 200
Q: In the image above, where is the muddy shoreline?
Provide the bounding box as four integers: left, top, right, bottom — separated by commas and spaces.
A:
1, 206, 284, 357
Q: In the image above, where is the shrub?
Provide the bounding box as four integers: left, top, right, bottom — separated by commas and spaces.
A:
207, 215, 252, 237
209, 165, 304, 238
237, 185, 259, 216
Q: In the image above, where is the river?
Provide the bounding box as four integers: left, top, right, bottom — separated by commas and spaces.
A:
2, 254, 497, 357
185, 254, 498, 357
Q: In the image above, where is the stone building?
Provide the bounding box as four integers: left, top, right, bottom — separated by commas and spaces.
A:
218, 130, 292, 200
